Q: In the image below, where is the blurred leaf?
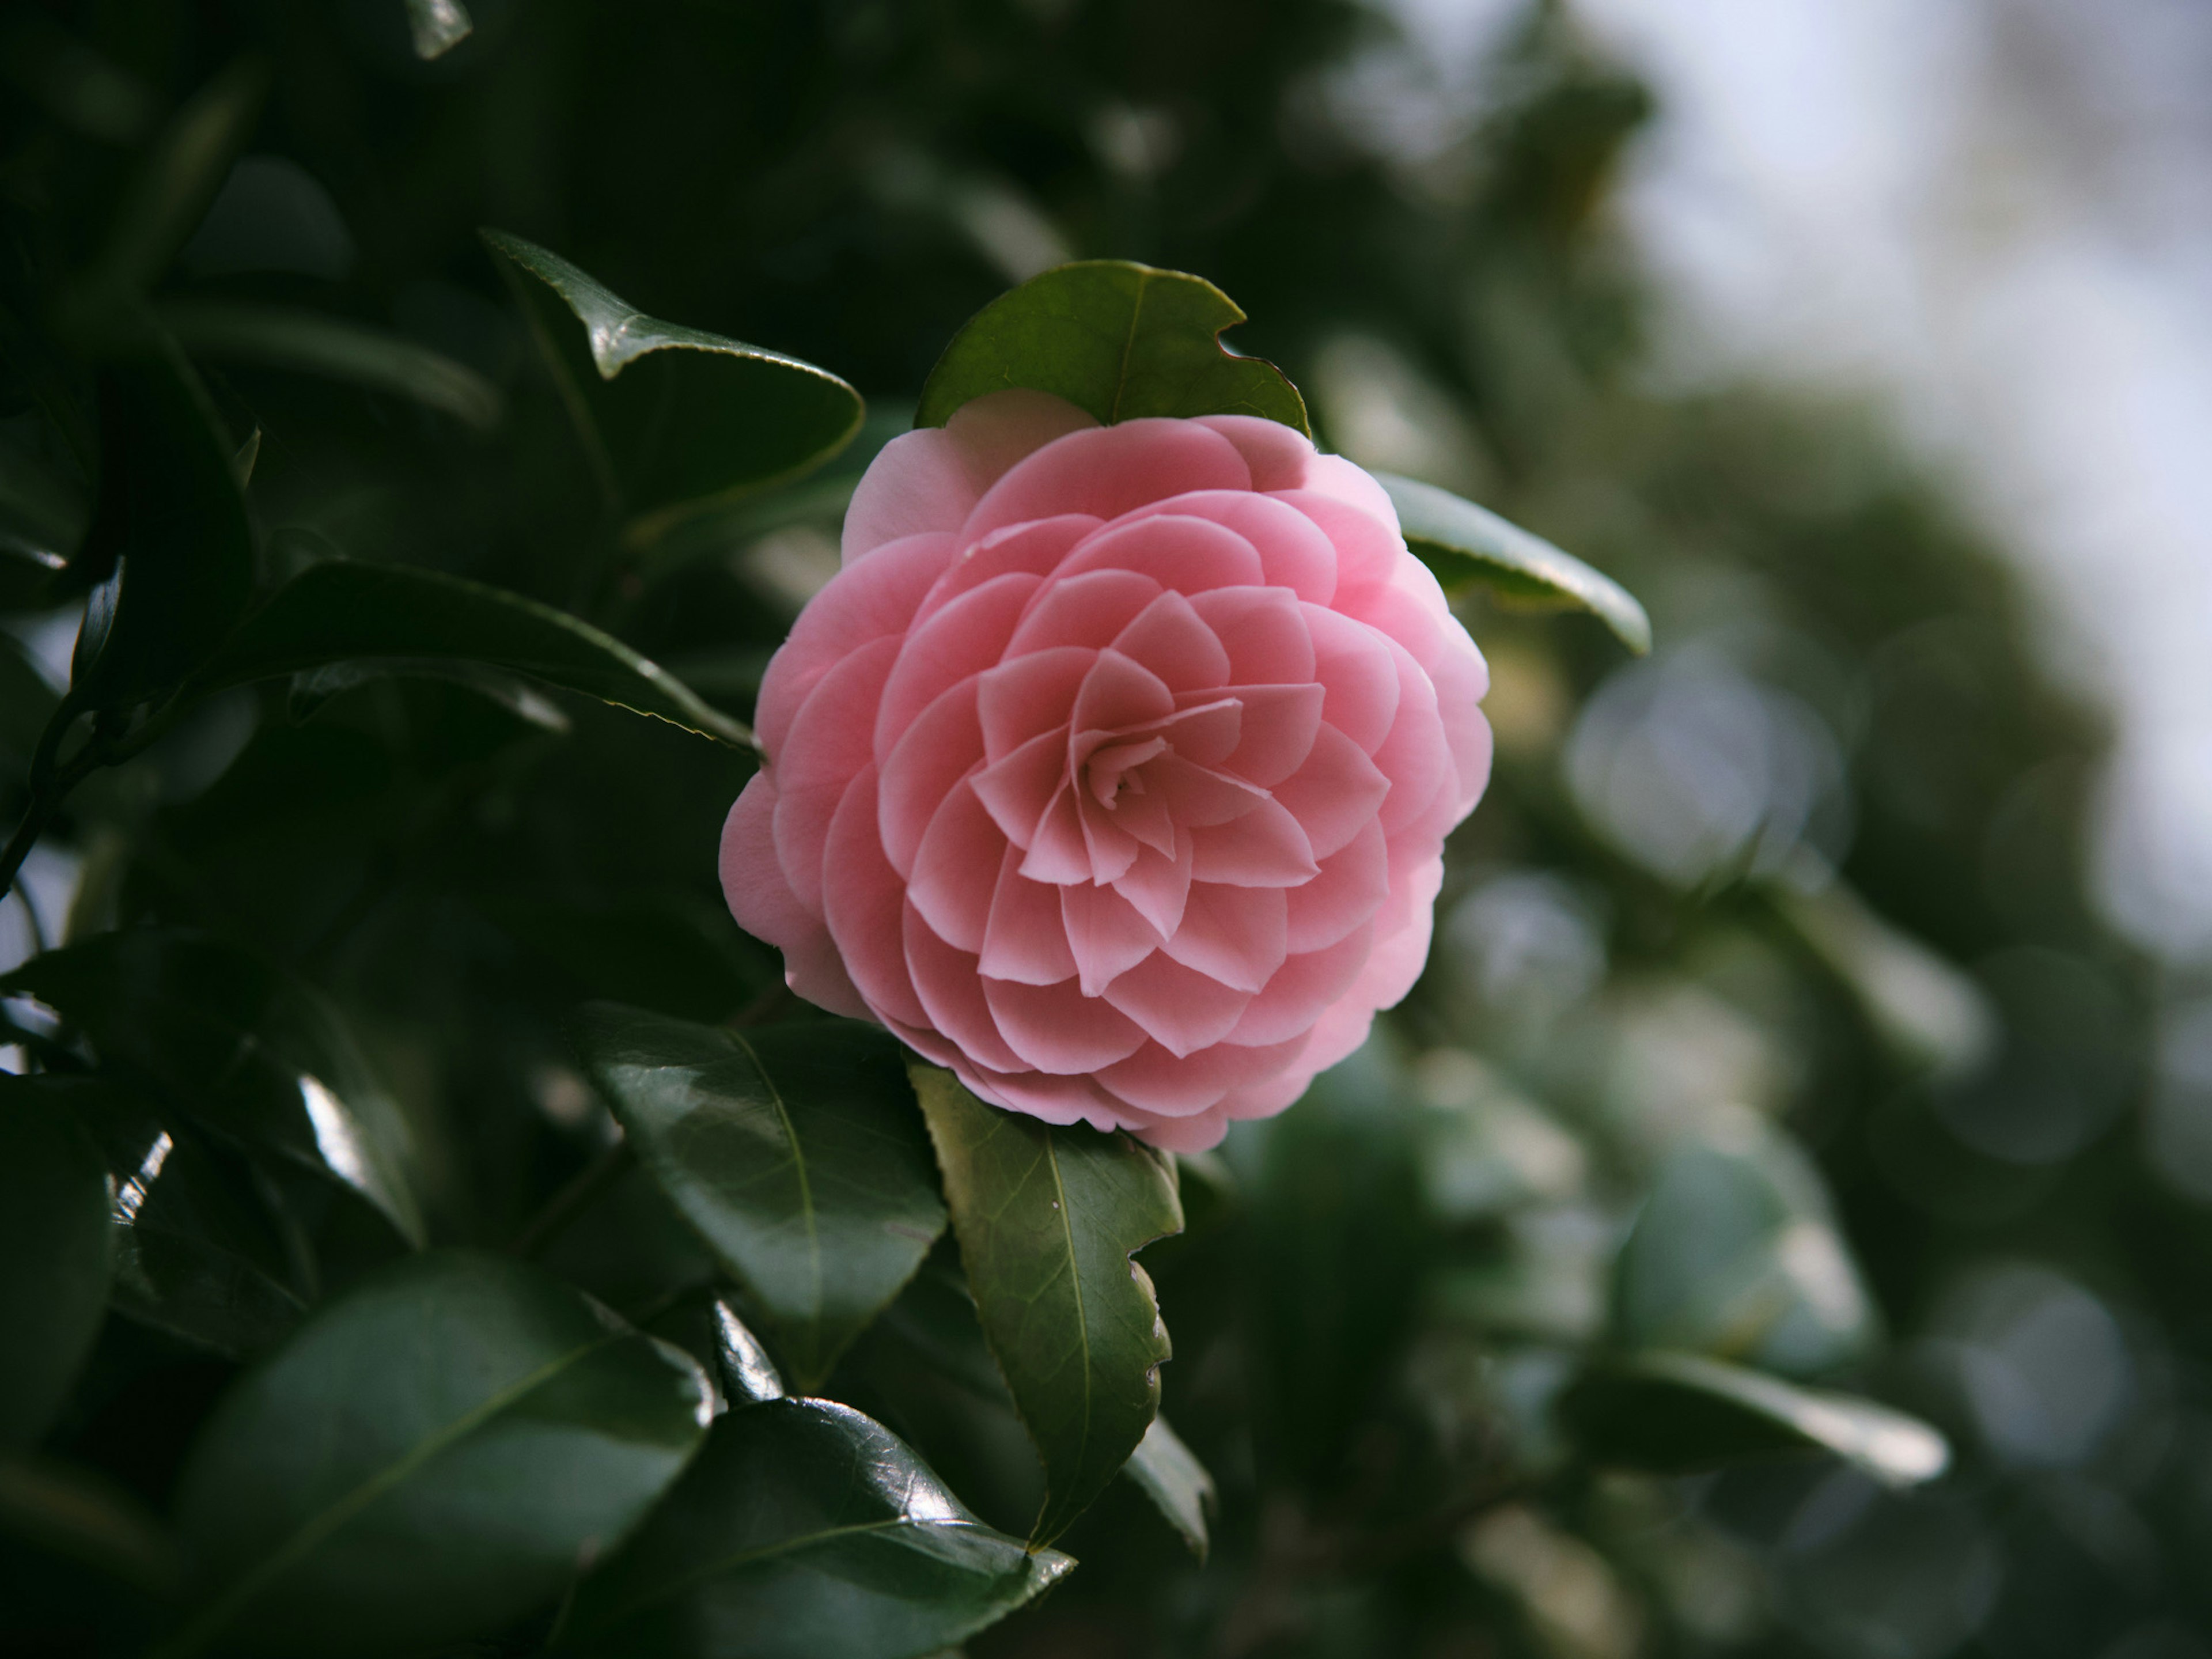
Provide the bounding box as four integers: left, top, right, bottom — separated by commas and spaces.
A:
68, 346, 255, 710
1123, 1414, 1213, 1562
577, 1006, 947, 1389
231, 426, 259, 488
290, 658, 570, 733
0, 430, 86, 570
158, 300, 502, 430
0, 634, 61, 764
184, 559, 752, 745
2, 930, 427, 1248
0, 1453, 182, 1595
0, 13, 158, 143
915, 259, 1310, 435
559, 1396, 1071, 1659
1613, 1125, 1875, 1379
0, 1077, 116, 1448
166, 1250, 712, 1658
1560, 1352, 1949, 1487
1376, 472, 1651, 654
910, 1064, 1182, 1547
66, 1075, 306, 1358
484, 894, 769, 1024
482, 229, 862, 544
405, 0, 472, 59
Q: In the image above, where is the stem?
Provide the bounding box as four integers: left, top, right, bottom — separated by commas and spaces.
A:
511, 1138, 635, 1258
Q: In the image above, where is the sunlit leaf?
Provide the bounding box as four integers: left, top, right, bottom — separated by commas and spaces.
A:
559, 1397, 1071, 1659
578, 1006, 947, 1390
1559, 1351, 1949, 1487
158, 300, 502, 430
915, 259, 1309, 435
1375, 472, 1651, 655
0, 1077, 115, 1448
1123, 1414, 1214, 1562
185, 559, 752, 745
910, 1064, 1182, 1547
482, 229, 862, 544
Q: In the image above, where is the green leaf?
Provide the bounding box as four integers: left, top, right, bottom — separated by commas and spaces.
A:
909, 1064, 1183, 1547
158, 299, 503, 430
482, 229, 862, 543
915, 259, 1309, 436
1612, 1124, 1875, 1380
1373, 472, 1651, 655
1123, 1414, 1213, 1562
0, 1453, 183, 1596
559, 1397, 1071, 1659
166, 1250, 713, 1658
1, 930, 428, 1248
484, 893, 772, 1024
577, 1006, 948, 1390
68, 344, 255, 709
711, 1300, 787, 1405
184, 559, 752, 745
1559, 1351, 1949, 1487
405, 0, 472, 59
0, 1076, 116, 1448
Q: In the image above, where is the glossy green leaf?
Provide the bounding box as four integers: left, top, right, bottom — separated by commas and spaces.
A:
185, 559, 751, 745
166, 1250, 713, 1658
158, 300, 503, 430
68, 345, 255, 709
560, 1397, 1071, 1659
0, 1076, 116, 1447
1123, 1414, 1213, 1562
1613, 1124, 1874, 1380
910, 1064, 1183, 1547
1559, 1352, 1949, 1487
67, 1076, 306, 1358
1, 930, 427, 1247
405, 0, 472, 59
0, 1453, 182, 1595
1374, 472, 1651, 655
577, 1006, 948, 1389
915, 259, 1309, 435
483, 229, 862, 543
711, 1300, 787, 1405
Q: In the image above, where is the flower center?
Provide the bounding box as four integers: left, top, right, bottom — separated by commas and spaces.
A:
1084, 736, 1168, 809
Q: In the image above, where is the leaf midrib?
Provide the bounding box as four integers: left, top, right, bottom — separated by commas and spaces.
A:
1042, 1136, 1090, 1528
729, 1032, 821, 1342
1108, 268, 1150, 424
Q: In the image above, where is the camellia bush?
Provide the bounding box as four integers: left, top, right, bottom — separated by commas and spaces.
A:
2, 5, 2187, 1659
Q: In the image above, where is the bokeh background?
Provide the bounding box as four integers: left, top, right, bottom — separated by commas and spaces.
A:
6, 1, 2211, 1656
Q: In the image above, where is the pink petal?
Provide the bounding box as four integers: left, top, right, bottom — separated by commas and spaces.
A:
1006, 568, 1164, 654
1188, 586, 1316, 684
955, 1062, 1115, 1128
1103, 952, 1255, 1056
960, 418, 1252, 544
1372, 645, 1453, 840
1162, 882, 1287, 992
1283, 453, 1401, 533
1274, 487, 1403, 615
1302, 605, 1402, 752
1054, 514, 1266, 596
1272, 723, 1392, 859
1020, 785, 1092, 884
1190, 797, 1318, 887
1074, 786, 1141, 885
1225, 923, 1373, 1044
1110, 830, 1194, 937
1071, 649, 1176, 735
1094, 1033, 1308, 1116
1104, 777, 1177, 858
912, 514, 1100, 629
772, 635, 900, 914
976, 646, 1093, 760
873, 572, 1040, 760
1126, 1109, 1238, 1152
1286, 818, 1391, 953
903, 903, 1028, 1075
1426, 632, 1494, 815
878, 679, 984, 879
906, 782, 1007, 953
821, 765, 930, 1028
1109, 589, 1231, 692
1212, 682, 1322, 786
978, 845, 1080, 985
844, 391, 1097, 561
972, 727, 1069, 849
1060, 879, 1162, 995
1154, 696, 1244, 768
720, 772, 870, 1020
1194, 414, 1320, 493
1102, 488, 1338, 603
1143, 753, 1270, 827
983, 976, 1149, 1074
756, 532, 953, 755
1222, 1063, 1318, 1121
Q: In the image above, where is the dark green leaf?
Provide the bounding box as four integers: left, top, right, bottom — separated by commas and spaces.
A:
2, 930, 427, 1248
0, 634, 60, 764
910, 1063, 1183, 1547
184, 559, 752, 745
1123, 1414, 1213, 1562
482, 229, 862, 544
0, 1076, 115, 1447
405, 0, 472, 59
1559, 1352, 1949, 1486
0, 1453, 182, 1595
1374, 472, 1651, 655
915, 259, 1309, 436
577, 1006, 948, 1389
0, 428, 86, 570
559, 1397, 1071, 1659
67, 345, 255, 709
167, 1250, 713, 1658
486, 893, 772, 1024
158, 299, 503, 430
0, 13, 158, 143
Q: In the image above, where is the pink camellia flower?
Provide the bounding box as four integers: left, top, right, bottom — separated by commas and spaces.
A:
720, 389, 1490, 1149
